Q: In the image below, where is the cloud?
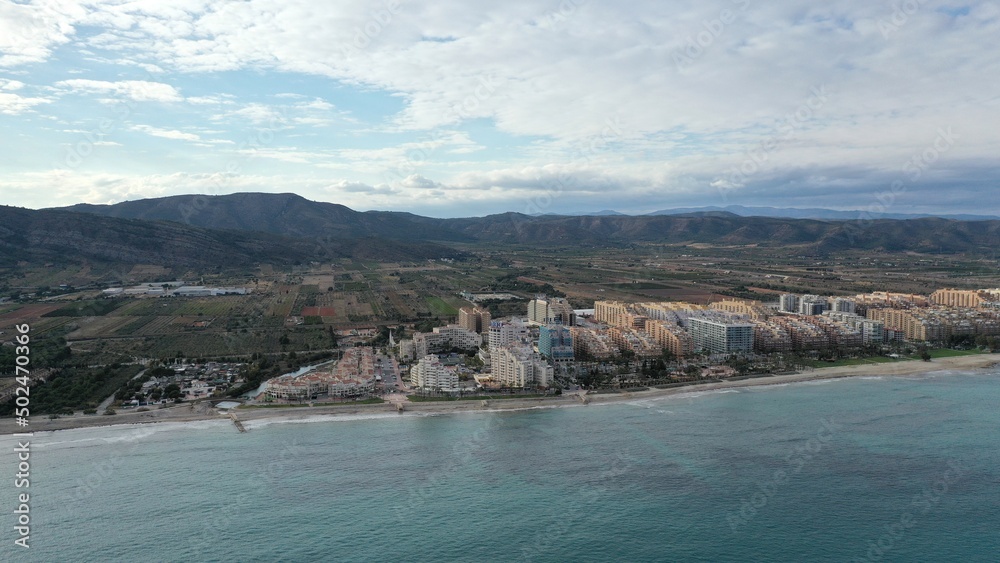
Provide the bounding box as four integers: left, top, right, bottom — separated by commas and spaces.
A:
55, 79, 183, 102
0, 91, 52, 115
2, 1, 999, 215
130, 124, 201, 141
0, 0, 84, 67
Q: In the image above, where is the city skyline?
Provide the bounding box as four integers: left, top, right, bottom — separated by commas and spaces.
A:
1, 1, 998, 217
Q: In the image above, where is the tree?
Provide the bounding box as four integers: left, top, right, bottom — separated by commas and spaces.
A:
165, 383, 182, 400
661, 348, 675, 364
920, 350, 932, 362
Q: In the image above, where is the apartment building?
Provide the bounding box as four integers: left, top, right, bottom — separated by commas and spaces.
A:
410, 354, 459, 391
711, 299, 772, 320
538, 325, 574, 363
528, 297, 576, 326
492, 346, 553, 388
458, 306, 492, 334
688, 318, 754, 355
644, 319, 695, 359
414, 325, 482, 356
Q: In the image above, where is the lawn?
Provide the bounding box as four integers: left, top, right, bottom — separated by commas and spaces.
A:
425, 296, 458, 316
925, 348, 988, 359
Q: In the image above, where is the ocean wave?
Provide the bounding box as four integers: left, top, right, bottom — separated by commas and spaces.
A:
24, 419, 232, 449
242, 412, 408, 429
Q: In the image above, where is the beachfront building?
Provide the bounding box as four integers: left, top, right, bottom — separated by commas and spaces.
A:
866, 307, 1000, 342
826, 312, 885, 344
492, 346, 553, 388
867, 308, 949, 342
688, 318, 755, 355
265, 348, 377, 400
410, 355, 459, 391
807, 316, 864, 349
771, 317, 831, 350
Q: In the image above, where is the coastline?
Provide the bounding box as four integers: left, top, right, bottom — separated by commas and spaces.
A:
4, 354, 997, 435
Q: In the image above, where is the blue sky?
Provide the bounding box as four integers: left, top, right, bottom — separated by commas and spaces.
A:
0, 0, 998, 217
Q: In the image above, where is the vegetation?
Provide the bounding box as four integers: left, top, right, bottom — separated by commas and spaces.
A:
0, 364, 143, 415
425, 297, 458, 316
41, 300, 124, 317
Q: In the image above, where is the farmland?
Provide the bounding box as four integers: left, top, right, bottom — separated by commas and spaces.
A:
1, 243, 999, 370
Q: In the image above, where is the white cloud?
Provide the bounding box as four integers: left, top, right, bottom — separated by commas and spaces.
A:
55, 79, 183, 102
0, 0, 85, 67
2, 1, 1000, 214
131, 124, 200, 141
0, 92, 52, 115
1, 79, 25, 91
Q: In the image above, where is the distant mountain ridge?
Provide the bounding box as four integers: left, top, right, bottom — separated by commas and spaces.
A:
38, 193, 1000, 261
536, 205, 1000, 221
647, 205, 1000, 221
1, 203, 464, 269
63, 193, 472, 242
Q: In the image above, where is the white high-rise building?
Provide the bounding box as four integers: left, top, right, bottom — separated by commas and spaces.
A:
491, 346, 553, 388
413, 325, 482, 357
831, 298, 857, 314
688, 318, 755, 355
799, 295, 829, 316
488, 319, 530, 350
410, 355, 458, 391
779, 294, 801, 314
528, 297, 576, 326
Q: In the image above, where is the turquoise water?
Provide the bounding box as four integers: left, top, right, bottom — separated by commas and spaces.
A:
2, 370, 999, 562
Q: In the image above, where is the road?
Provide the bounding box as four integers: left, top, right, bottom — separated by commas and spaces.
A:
98, 367, 146, 414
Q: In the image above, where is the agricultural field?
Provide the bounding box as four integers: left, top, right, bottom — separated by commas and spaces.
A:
4, 244, 1000, 370
64, 315, 137, 339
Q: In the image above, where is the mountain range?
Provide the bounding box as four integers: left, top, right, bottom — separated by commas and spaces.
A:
644, 205, 1000, 221
1, 192, 995, 269
542, 205, 1000, 221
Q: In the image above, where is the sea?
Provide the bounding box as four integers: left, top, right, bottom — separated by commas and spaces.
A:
2, 368, 999, 562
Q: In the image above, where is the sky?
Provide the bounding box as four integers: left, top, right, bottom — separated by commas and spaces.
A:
0, 0, 998, 218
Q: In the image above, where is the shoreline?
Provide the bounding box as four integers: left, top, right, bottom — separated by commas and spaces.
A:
3, 354, 997, 435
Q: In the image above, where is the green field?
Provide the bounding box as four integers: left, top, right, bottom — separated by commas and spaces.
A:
925, 348, 988, 359
425, 296, 458, 316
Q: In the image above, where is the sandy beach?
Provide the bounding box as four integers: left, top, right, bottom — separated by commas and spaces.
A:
4, 354, 997, 434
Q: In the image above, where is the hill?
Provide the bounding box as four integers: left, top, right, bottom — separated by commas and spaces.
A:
646, 205, 1000, 221
0, 205, 463, 269
53, 193, 1000, 255
62, 193, 472, 243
